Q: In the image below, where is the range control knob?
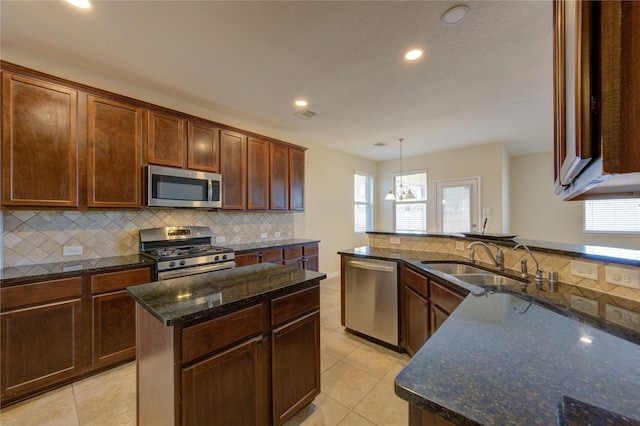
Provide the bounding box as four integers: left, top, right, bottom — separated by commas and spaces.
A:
222, 254, 228, 260
169, 261, 176, 268
180, 260, 187, 266
215, 255, 220, 261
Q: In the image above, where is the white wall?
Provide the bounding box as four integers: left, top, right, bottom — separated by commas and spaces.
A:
510, 152, 640, 249
376, 142, 506, 234
296, 144, 375, 276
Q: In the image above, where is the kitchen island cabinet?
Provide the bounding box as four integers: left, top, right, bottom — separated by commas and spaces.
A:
231, 239, 320, 272
128, 263, 326, 426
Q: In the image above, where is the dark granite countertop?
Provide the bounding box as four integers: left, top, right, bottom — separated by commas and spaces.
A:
366, 231, 640, 266
222, 238, 320, 254
127, 263, 327, 326
338, 246, 640, 425
0, 255, 155, 287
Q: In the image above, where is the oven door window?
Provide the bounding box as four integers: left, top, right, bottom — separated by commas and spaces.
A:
153, 175, 208, 201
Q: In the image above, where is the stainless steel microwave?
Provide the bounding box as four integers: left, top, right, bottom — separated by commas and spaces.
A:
147, 165, 222, 208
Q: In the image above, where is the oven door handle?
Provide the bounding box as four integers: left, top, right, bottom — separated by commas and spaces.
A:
157, 261, 235, 280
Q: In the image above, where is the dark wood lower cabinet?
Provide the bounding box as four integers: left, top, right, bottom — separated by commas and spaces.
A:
236, 243, 319, 272
1, 299, 82, 400
92, 290, 136, 367
404, 286, 430, 357
272, 311, 320, 425
409, 404, 455, 426
0, 266, 152, 406
182, 335, 270, 425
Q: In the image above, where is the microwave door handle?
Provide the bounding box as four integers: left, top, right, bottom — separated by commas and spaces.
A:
207, 180, 213, 202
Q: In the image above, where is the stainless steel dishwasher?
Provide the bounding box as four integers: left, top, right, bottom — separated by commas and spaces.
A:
344, 257, 399, 347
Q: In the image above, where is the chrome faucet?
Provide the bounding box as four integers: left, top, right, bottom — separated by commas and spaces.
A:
514, 243, 543, 288
468, 241, 504, 271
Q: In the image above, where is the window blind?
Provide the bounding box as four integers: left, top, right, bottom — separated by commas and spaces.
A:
584, 199, 640, 233
354, 173, 373, 233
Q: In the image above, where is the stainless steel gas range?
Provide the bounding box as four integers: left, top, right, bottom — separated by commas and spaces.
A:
139, 226, 235, 280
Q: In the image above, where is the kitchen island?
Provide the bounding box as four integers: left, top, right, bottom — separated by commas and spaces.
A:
338, 246, 640, 425
127, 263, 326, 426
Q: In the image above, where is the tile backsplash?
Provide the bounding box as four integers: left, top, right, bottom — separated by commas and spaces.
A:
368, 234, 640, 303
2, 210, 294, 267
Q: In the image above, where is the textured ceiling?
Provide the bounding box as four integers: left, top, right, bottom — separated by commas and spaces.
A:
0, 1, 553, 161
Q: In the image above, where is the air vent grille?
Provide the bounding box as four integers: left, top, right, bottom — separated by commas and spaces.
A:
294, 110, 317, 120
374, 142, 387, 147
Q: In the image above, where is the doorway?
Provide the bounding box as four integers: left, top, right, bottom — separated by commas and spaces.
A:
435, 177, 480, 233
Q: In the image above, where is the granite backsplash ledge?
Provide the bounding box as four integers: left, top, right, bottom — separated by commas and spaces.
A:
368, 234, 640, 303
2, 210, 294, 267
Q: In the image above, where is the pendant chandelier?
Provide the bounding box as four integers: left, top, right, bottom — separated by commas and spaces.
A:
385, 138, 415, 201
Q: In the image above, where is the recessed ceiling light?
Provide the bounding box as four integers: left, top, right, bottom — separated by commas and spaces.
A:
294, 99, 308, 107
404, 49, 423, 61
441, 5, 469, 27
66, 0, 91, 8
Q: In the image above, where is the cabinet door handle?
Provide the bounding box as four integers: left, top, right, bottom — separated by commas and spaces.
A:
254, 336, 267, 346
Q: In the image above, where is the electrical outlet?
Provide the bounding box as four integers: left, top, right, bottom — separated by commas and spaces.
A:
389, 237, 401, 245
606, 304, 640, 332
215, 236, 225, 244
455, 241, 465, 251
605, 266, 640, 289
570, 260, 598, 280
570, 295, 599, 316
274, 232, 281, 238
63, 245, 83, 256
260, 233, 268, 239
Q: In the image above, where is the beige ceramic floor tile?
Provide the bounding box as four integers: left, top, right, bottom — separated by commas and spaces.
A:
321, 361, 379, 409
353, 381, 408, 426
321, 309, 343, 331
73, 365, 136, 426
283, 392, 350, 426
342, 343, 403, 379
381, 357, 410, 385
320, 331, 362, 360
337, 411, 376, 426
321, 351, 341, 374
0, 385, 79, 426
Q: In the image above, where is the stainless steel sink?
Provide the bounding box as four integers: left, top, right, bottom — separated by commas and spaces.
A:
421, 262, 489, 275
452, 273, 526, 287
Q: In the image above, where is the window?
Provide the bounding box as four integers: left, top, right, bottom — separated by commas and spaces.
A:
584, 198, 640, 233
354, 172, 374, 233
393, 172, 427, 232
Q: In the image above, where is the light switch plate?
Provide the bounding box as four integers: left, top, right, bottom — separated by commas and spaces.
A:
570, 260, 598, 280
570, 295, 599, 316
260, 233, 268, 239
606, 304, 640, 331
215, 236, 225, 244
605, 266, 640, 289
63, 245, 83, 256
274, 232, 281, 238
389, 237, 401, 245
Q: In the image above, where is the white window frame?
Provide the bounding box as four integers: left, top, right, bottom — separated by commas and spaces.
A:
392, 171, 427, 232
354, 171, 374, 234
583, 198, 640, 234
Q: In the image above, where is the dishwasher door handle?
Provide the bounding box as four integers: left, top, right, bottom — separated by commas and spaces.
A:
346, 259, 396, 273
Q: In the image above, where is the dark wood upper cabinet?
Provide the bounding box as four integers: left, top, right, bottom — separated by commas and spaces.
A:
146, 110, 185, 168
270, 143, 289, 210
187, 121, 219, 172
289, 147, 305, 211
87, 96, 143, 208
247, 137, 269, 210
219, 129, 247, 210
553, 0, 640, 200
1, 72, 79, 208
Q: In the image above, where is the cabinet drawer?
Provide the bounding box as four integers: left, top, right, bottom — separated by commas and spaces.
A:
1, 277, 82, 310
261, 249, 283, 263
182, 303, 264, 364
271, 286, 319, 326
403, 267, 428, 298
302, 245, 318, 256
430, 281, 465, 314
91, 267, 152, 294
283, 246, 302, 260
